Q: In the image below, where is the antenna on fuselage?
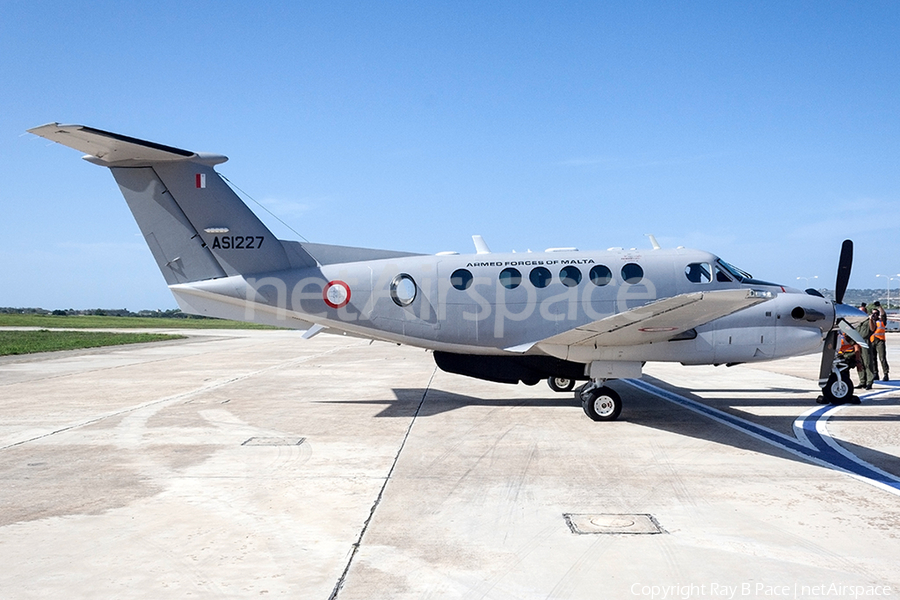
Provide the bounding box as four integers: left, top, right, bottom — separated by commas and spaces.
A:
645, 234, 661, 250
472, 235, 491, 254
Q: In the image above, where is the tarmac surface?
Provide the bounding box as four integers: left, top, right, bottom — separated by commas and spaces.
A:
1, 329, 899, 599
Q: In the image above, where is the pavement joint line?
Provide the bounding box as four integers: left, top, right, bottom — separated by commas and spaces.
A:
0, 340, 364, 451
329, 366, 437, 600
627, 378, 900, 496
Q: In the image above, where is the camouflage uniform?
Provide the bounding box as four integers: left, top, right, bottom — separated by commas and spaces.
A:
856, 310, 875, 389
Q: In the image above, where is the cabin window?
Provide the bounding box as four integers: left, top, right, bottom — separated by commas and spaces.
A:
391, 273, 417, 306
529, 267, 552, 288
499, 267, 522, 289
621, 263, 643, 284
451, 268, 473, 290
590, 265, 612, 286
559, 266, 582, 287
685, 262, 712, 284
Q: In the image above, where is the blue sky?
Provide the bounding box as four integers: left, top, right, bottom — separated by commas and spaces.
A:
3, 2, 899, 309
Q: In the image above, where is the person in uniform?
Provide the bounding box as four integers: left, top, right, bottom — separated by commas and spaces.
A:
838, 331, 858, 370
856, 304, 876, 390
870, 303, 889, 381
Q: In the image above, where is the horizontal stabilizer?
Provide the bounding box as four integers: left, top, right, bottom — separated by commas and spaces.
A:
27, 123, 226, 167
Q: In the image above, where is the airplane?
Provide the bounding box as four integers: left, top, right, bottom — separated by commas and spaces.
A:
28, 123, 869, 421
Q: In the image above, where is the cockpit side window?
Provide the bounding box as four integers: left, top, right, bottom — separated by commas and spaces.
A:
685, 262, 712, 284
715, 266, 733, 282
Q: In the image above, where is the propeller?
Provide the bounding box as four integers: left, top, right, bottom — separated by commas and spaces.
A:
834, 239, 852, 305
817, 240, 864, 388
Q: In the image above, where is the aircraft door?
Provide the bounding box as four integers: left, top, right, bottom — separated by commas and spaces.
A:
370, 259, 441, 340
410, 258, 441, 328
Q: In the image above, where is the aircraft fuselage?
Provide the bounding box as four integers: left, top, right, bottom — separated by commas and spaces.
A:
171, 246, 833, 367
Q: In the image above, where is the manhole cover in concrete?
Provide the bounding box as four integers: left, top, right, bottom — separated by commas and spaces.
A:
242, 437, 306, 446
564, 513, 663, 535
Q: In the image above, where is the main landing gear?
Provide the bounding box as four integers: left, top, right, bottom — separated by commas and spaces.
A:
547, 376, 576, 392
577, 381, 622, 421
546, 372, 627, 421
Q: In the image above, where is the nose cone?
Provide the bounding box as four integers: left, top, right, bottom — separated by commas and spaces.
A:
835, 302, 868, 326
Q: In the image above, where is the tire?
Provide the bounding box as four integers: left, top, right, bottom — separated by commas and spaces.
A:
548, 377, 576, 392
581, 386, 622, 421
822, 371, 854, 404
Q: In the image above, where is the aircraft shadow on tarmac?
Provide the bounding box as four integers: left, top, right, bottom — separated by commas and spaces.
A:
322, 388, 576, 419
321, 378, 900, 481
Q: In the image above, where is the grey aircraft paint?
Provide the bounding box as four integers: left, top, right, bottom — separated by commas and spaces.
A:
27, 123, 866, 420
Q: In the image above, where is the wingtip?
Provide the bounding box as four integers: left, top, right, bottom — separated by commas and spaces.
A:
27, 122, 77, 134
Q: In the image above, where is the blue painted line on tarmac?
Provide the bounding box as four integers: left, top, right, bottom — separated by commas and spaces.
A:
625, 378, 900, 496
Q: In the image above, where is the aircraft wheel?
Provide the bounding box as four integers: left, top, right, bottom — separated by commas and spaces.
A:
548, 377, 576, 392
581, 386, 622, 421
823, 371, 854, 404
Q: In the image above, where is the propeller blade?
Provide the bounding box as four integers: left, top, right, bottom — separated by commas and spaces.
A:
834, 239, 853, 305
818, 330, 837, 386
819, 240, 856, 391
838, 318, 868, 349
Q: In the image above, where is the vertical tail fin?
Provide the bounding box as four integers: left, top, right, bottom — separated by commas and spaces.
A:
27, 123, 317, 284
108, 165, 227, 284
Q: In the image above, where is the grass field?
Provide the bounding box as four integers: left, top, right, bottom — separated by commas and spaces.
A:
0, 330, 186, 356
0, 314, 280, 330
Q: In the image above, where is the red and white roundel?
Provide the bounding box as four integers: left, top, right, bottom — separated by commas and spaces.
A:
323, 280, 351, 309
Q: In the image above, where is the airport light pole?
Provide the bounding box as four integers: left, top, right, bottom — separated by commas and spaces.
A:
796, 275, 818, 290
876, 274, 900, 310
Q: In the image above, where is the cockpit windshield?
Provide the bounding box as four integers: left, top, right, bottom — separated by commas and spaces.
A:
717, 260, 752, 281
716, 259, 780, 287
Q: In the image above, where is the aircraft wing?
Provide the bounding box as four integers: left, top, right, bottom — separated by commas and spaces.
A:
536, 288, 773, 349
